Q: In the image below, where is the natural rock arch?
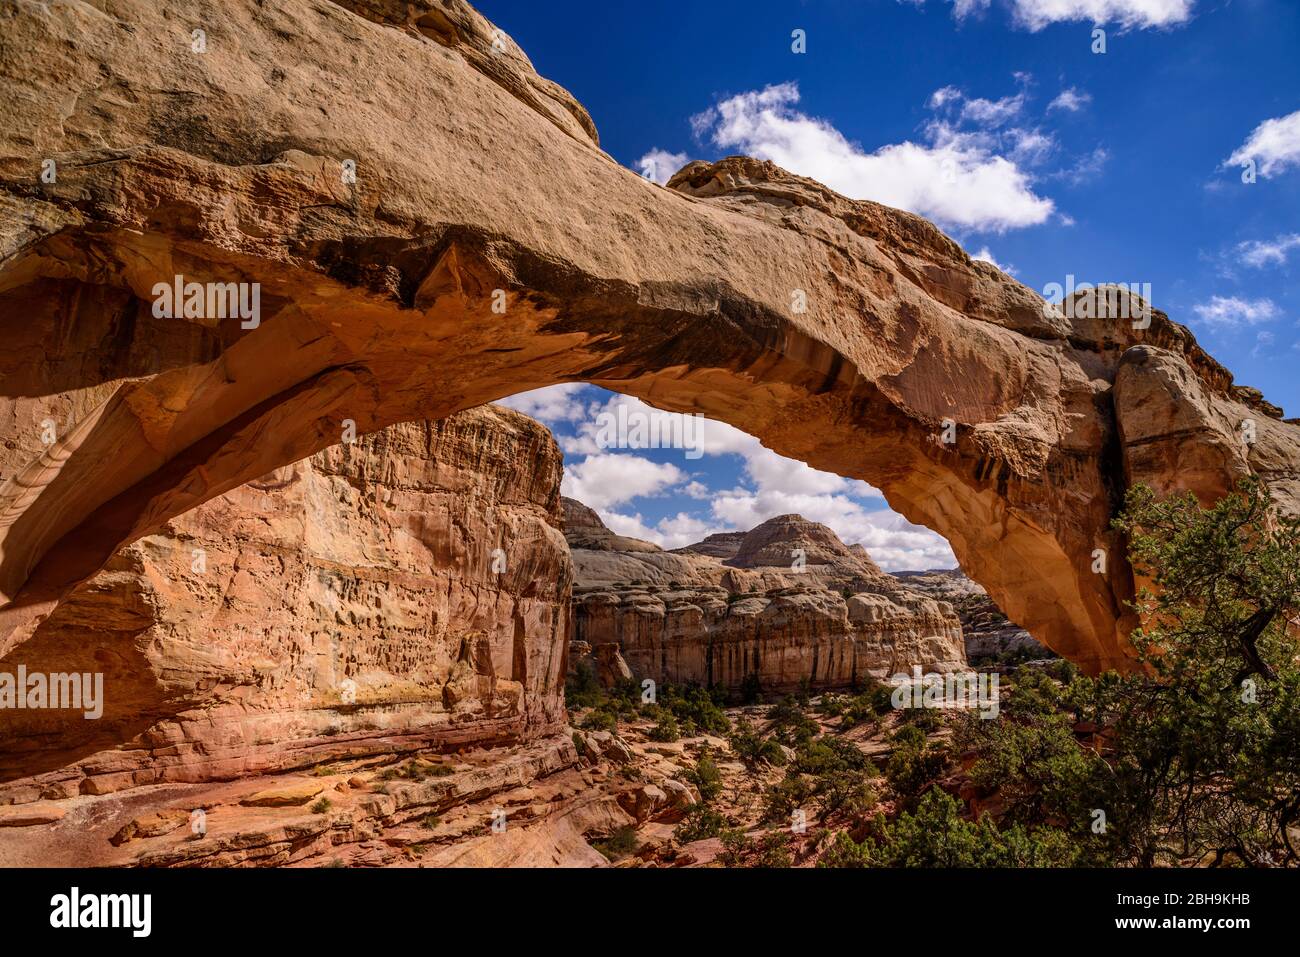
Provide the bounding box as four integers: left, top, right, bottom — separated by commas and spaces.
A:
1, 0, 1297, 673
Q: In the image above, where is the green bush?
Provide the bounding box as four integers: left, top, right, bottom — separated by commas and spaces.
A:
729, 717, 789, 769
647, 712, 681, 742
767, 696, 819, 745
673, 804, 727, 843
593, 825, 640, 862
819, 789, 1080, 867
884, 726, 949, 810
684, 749, 724, 804
718, 827, 752, 866
657, 684, 730, 736
565, 659, 603, 710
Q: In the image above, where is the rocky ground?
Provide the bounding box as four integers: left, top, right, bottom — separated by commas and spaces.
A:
0, 692, 952, 868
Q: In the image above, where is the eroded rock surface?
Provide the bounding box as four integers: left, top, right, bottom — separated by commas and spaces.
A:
566, 500, 966, 692
893, 569, 1047, 664
0, 406, 570, 802
2, 0, 1298, 675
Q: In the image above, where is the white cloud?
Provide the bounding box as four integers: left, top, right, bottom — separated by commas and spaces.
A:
950, 0, 993, 19
682, 481, 712, 500
1053, 146, 1109, 185
1048, 87, 1091, 112
636, 148, 689, 185
971, 246, 1016, 274
928, 85, 963, 110
1236, 233, 1300, 268
709, 486, 955, 571
691, 82, 1053, 232
960, 90, 1027, 127
1007, 0, 1194, 31
1252, 330, 1275, 359
1006, 128, 1057, 166
1225, 109, 1300, 178
601, 510, 728, 550
556, 392, 947, 570
909, 0, 1192, 29
561, 454, 685, 509
1192, 295, 1280, 330
498, 384, 587, 424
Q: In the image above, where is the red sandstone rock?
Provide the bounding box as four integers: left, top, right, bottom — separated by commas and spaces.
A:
0, 407, 570, 800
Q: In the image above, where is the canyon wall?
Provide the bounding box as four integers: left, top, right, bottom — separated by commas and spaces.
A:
893, 570, 1048, 664
0, 406, 571, 803
565, 500, 966, 694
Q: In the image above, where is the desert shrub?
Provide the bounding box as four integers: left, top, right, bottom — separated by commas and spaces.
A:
657, 683, 730, 736
766, 734, 879, 822
795, 678, 813, 707
310, 797, 332, 814
817, 694, 846, 718
718, 827, 752, 866
647, 712, 681, 742
565, 659, 603, 710
753, 831, 795, 868
684, 748, 724, 803
819, 789, 1081, 867
593, 826, 640, 862
767, 696, 819, 745
884, 726, 949, 809
899, 703, 944, 732
579, 708, 618, 732
729, 717, 789, 770
761, 774, 814, 823
673, 804, 727, 843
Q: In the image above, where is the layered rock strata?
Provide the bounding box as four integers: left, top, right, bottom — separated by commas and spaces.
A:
565, 500, 966, 693
0, 406, 571, 802
893, 569, 1047, 663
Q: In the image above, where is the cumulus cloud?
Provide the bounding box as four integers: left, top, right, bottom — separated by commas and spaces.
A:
1225, 110, 1300, 178
1236, 233, 1300, 269
690, 81, 1053, 232
959, 90, 1027, 127
710, 487, 956, 571
911, 0, 1193, 29
498, 384, 587, 424
1048, 87, 1092, 112
1192, 295, 1280, 330
950, 0, 993, 19
599, 510, 725, 550
1007, 0, 1194, 31
635, 148, 689, 185
971, 246, 1016, 274
555, 391, 951, 570
561, 454, 685, 510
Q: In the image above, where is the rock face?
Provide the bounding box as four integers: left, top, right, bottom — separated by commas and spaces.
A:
2, 0, 1298, 673
0, 406, 571, 801
893, 569, 1047, 663
566, 500, 966, 693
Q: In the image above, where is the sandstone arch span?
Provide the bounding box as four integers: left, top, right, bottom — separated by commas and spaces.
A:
2, 0, 1298, 673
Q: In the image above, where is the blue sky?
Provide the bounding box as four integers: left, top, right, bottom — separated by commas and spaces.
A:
483, 0, 1300, 570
